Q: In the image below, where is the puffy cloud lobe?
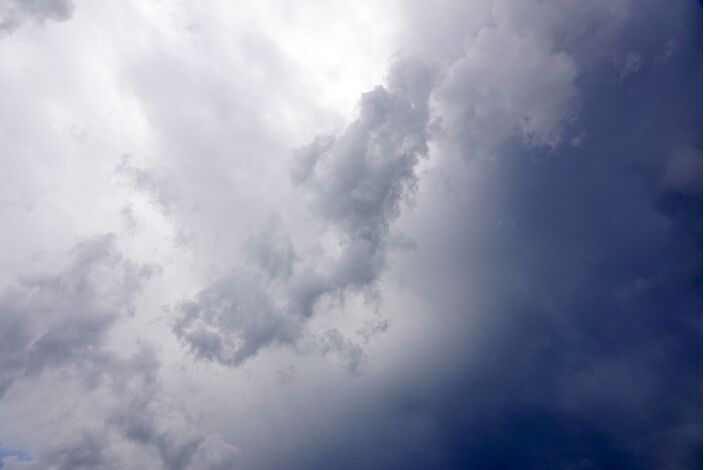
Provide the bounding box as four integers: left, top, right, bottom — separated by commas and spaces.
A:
293, 58, 432, 244
0, 0, 74, 35
173, 58, 434, 368
298, 329, 366, 374
174, 266, 300, 367
432, 16, 579, 155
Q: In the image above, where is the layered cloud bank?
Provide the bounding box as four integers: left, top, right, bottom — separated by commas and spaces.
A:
0, 0, 700, 469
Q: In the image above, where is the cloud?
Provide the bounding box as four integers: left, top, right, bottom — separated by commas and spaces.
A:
0, 234, 157, 397
0, 0, 74, 35
115, 155, 181, 216
173, 57, 434, 368
108, 376, 240, 470
0, 238, 239, 470
0, 0, 699, 468
432, 22, 579, 154
209, 1, 700, 468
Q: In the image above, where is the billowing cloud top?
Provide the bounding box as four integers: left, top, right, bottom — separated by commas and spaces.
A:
0, 0, 700, 469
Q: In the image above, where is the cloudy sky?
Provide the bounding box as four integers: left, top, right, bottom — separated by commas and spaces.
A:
0, 0, 701, 468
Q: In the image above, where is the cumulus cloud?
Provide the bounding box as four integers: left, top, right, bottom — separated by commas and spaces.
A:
173, 57, 434, 368
432, 23, 579, 154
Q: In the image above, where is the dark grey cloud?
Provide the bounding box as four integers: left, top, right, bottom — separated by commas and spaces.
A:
242, 1, 701, 468
0, 0, 74, 35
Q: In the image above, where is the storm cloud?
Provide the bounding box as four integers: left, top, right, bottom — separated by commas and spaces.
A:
0, 0, 700, 469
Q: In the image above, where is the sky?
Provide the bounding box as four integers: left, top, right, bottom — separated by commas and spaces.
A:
0, 0, 701, 469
